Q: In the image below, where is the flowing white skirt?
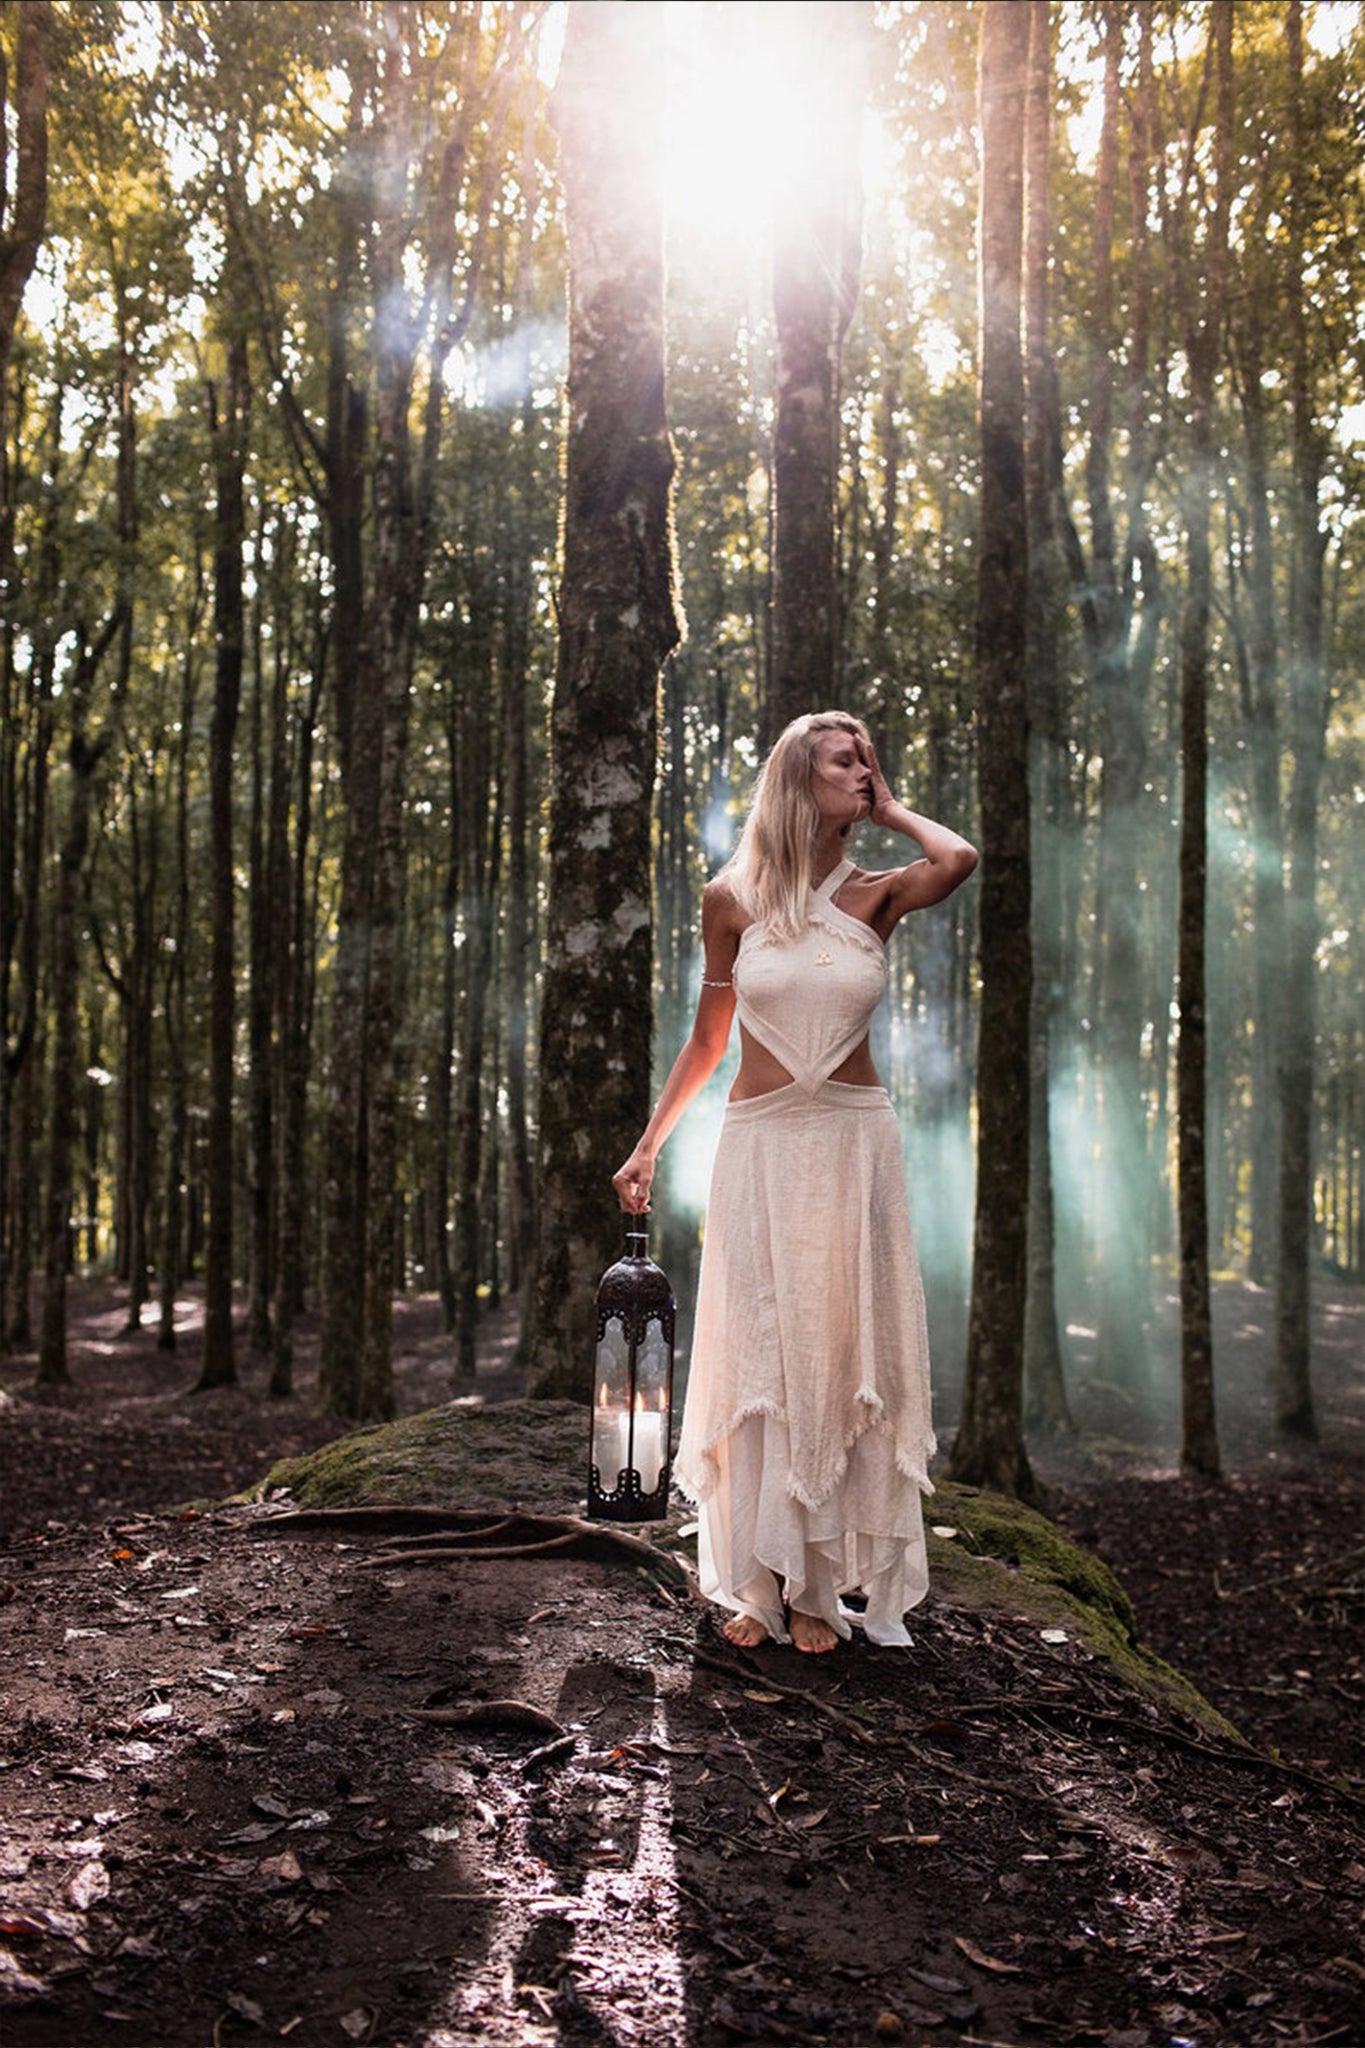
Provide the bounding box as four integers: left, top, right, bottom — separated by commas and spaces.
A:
674, 1081, 935, 1647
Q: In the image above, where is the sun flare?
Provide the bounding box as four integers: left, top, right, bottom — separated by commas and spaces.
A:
660, 2, 888, 252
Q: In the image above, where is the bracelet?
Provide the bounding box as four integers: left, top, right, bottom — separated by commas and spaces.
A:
700, 977, 732, 989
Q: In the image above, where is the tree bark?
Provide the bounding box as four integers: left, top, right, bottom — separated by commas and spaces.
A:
1277, 0, 1328, 1438
1083, 3, 1157, 1396
1021, 0, 1071, 1437
1228, 318, 1284, 1289
39, 620, 117, 1384
951, 0, 1033, 1498
527, 0, 680, 1399
199, 328, 249, 1391
0, 0, 52, 1350
1176, 4, 1232, 1481
319, 13, 422, 1424
159, 573, 204, 1351
765, 0, 872, 745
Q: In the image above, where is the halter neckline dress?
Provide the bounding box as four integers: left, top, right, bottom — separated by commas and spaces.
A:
674, 859, 936, 1647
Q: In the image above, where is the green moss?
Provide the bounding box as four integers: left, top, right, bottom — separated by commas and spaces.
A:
252, 1398, 592, 1515
243, 1402, 1238, 1744
926, 1480, 1243, 1743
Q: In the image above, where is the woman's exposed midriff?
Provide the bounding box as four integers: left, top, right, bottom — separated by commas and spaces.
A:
729, 1022, 882, 1101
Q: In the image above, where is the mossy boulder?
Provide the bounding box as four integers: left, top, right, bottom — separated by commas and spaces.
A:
248, 1400, 1237, 1742
254, 1398, 592, 1516
926, 1479, 1242, 1741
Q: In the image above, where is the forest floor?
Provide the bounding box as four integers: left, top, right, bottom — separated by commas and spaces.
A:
0, 1275, 1361, 2048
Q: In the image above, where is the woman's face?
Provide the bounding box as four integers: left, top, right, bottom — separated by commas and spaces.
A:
810, 729, 872, 828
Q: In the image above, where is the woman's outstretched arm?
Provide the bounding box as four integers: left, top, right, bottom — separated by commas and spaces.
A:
612, 880, 741, 1213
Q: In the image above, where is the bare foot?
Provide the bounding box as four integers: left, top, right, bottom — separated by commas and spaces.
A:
790, 1610, 839, 1655
721, 1612, 770, 1649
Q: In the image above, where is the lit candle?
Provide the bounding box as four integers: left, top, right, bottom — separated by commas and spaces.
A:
630, 1398, 666, 1495
594, 1387, 627, 1494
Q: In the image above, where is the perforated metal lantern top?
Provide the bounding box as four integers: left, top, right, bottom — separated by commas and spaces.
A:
595, 1226, 674, 1323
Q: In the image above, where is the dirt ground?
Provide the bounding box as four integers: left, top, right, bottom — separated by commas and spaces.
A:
1, 1276, 1361, 2048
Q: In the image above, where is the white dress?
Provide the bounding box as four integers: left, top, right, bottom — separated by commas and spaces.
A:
673, 861, 936, 1646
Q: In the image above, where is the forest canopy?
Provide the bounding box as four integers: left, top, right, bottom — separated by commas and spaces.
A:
0, 1, 1361, 1460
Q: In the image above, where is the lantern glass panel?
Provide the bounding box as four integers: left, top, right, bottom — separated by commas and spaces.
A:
592, 1315, 633, 1493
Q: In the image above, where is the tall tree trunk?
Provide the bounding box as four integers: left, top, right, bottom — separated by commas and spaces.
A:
119, 784, 156, 1333
526, 0, 680, 1399
1229, 321, 1284, 1289
246, 517, 276, 1356
316, 49, 374, 1417
199, 329, 249, 1391
0, 0, 52, 1352
159, 581, 203, 1351
39, 743, 97, 1386
1082, 3, 1156, 1396
499, 77, 540, 1304
39, 614, 117, 1384
270, 642, 323, 1397
354, 17, 422, 1426
1021, 0, 1071, 1436
1176, 4, 1232, 1481
321, 7, 426, 1422
1277, 0, 1328, 1438
951, 0, 1033, 1499
765, 0, 871, 744
432, 727, 459, 1332
3, 481, 56, 1348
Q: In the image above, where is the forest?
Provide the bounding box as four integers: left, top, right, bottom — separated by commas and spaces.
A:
1, 6, 1362, 2046
0, 0, 1361, 1475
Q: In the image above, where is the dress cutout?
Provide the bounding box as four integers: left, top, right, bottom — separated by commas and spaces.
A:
674, 865, 936, 1648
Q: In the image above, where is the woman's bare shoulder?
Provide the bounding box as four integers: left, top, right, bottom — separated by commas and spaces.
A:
702, 873, 751, 942
703, 872, 742, 914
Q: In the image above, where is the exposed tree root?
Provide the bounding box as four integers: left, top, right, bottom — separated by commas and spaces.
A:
403, 1698, 567, 1737
251, 1504, 694, 1589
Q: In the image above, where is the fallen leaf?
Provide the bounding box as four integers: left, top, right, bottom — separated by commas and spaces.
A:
340, 2009, 374, 2040
906, 1967, 968, 1997
954, 1934, 1023, 1976
794, 1808, 829, 1830
0, 1915, 46, 1940
743, 1690, 784, 1704
226, 1991, 266, 2024
258, 1849, 303, 1883
66, 1861, 110, 1911
1040, 1628, 1069, 1644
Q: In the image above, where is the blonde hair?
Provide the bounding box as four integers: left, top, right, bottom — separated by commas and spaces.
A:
720, 710, 870, 941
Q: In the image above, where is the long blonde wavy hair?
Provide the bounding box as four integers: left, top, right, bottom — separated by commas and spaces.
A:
720, 710, 870, 941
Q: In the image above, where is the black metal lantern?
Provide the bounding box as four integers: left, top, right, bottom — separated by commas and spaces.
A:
587, 1222, 676, 1522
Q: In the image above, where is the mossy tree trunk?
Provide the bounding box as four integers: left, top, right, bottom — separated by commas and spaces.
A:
951, 0, 1033, 1499
527, 0, 680, 1399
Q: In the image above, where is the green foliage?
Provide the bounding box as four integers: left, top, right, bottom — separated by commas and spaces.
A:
1, 0, 1360, 1421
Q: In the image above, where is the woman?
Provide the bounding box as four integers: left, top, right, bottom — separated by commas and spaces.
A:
613, 711, 978, 1654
